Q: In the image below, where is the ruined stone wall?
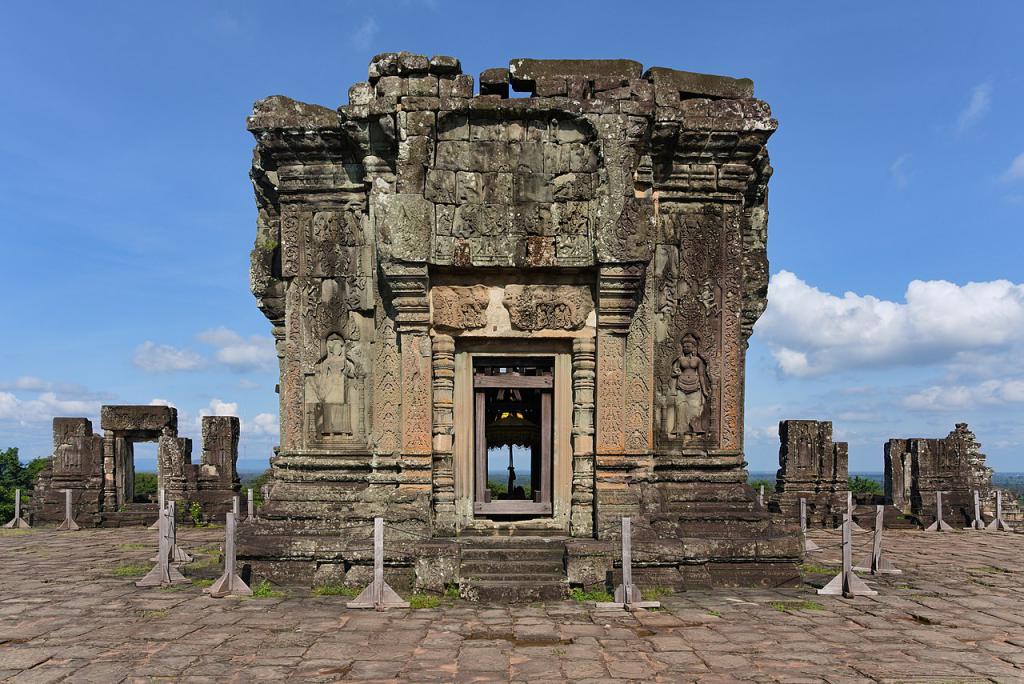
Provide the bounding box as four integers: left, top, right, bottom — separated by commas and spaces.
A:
885, 423, 989, 526
770, 420, 848, 527
242, 53, 796, 588
30, 407, 239, 526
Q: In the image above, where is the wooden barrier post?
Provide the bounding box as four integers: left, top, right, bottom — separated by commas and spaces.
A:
347, 518, 409, 611
801, 497, 819, 551
161, 501, 193, 563
986, 490, 1014, 532
598, 517, 660, 611
925, 491, 954, 532
148, 488, 165, 530
758, 484, 764, 507
207, 512, 252, 597
247, 488, 255, 520
137, 507, 190, 587
965, 490, 985, 530
819, 513, 877, 598
3, 489, 30, 529
836, 491, 866, 531
232, 495, 240, 520
854, 506, 901, 575
56, 489, 80, 531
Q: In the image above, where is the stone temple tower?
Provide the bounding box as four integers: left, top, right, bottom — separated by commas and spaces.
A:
241, 53, 799, 597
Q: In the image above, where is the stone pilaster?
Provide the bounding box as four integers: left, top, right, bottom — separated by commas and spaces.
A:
431, 334, 456, 534
570, 338, 596, 537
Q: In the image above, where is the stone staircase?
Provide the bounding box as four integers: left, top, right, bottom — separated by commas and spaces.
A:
458, 537, 567, 602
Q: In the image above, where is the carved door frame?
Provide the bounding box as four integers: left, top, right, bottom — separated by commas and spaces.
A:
452, 341, 572, 533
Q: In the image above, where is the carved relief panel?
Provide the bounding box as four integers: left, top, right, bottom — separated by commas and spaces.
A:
653, 205, 726, 450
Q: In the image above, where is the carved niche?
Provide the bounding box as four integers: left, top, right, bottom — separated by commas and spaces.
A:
502, 285, 594, 331
431, 285, 490, 331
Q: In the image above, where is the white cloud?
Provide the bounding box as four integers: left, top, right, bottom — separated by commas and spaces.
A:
351, 16, 378, 50
956, 80, 992, 134
148, 398, 176, 408
0, 376, 50, 391
133, 341, 205, 373
1002, 152, 1024, 183
247, 413, 279, 436
197, 327, 275, 372
889, 153, 910, 188
0, 391, 102, 424
199, 398, 238, 418
755, 271, 1024, 377
904, 378, 1024, 412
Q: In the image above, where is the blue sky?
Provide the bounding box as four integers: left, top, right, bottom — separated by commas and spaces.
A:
2, 2, 1022, 473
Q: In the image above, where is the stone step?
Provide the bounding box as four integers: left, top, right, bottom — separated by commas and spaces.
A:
460, 547, 564, 562
461, 579, 567, 603
460, 559, 564, 575
462, 572, 565, 584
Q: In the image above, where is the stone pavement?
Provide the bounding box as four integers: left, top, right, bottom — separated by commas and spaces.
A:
1, 526, 1023, 683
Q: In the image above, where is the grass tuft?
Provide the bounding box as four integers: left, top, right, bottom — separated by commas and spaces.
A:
799, 562, 835, 575
569, 587, 614, 603
113, 564, 152, 577
193, 578, 215, 588
409, 593, 441, 609
770, 600, 825, 613
140, 609, 167, 619
706, 609, 722, 617
250, 579, 284, 598
0, 529, 33, 536
641, 586, 673, 600
118, 543, 149, 551
443, 584, 460, 600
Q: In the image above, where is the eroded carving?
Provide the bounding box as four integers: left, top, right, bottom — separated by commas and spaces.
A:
503, 285, 593, 331
431, 285, 489, 331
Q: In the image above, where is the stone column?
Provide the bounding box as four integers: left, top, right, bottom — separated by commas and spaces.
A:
102, 430, 116, 511
571, 338, 596, 537
431, 334, 456, 534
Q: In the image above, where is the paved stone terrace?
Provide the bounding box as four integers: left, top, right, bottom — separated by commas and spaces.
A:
1, 526, 1023, 683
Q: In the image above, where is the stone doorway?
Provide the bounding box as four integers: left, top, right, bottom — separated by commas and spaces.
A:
454, 346, 573, 533
472, 357, 554, 518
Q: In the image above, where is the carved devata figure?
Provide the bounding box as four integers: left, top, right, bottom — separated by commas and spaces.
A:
667, 332, 711, 437
311, 331, 363, 436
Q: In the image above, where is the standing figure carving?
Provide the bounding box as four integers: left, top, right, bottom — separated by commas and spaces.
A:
314, 333, 361, 436
668, 332, 711, 436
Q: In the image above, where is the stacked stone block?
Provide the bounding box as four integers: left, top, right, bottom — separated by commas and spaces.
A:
771, 420, 848, 527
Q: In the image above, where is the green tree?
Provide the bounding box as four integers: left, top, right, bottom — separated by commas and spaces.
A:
0, 448, 42, 522
134, 472, 158, 502
849, 475, 883, 496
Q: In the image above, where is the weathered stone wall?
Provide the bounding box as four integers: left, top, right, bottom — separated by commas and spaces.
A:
30, 407, 240, 526
885, 423, 990, 526
770, 420, 848, 527
241, 53, 797, 589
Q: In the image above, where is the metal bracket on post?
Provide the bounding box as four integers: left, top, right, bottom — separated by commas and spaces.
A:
56, 489, 80, 531
924, 491, 954, 532
854, 506, 901, 575
964, 490, 985, 530
801, 498, 819, 551
986, 490, 1014, 532
137, 507, 190, 587
818, 514, 877, 598
597, 517, 660, 611
3, 489, 30, 529
836, 491, 865, 531
207, 512, 252, 597
346, 518, 409, 611
247, 488, 255, 521
148, 488, 165, 530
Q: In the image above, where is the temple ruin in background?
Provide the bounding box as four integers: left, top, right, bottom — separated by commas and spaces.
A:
30, 406, 240, 526
241, 53, 800, 598
770, 420, 848, 526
